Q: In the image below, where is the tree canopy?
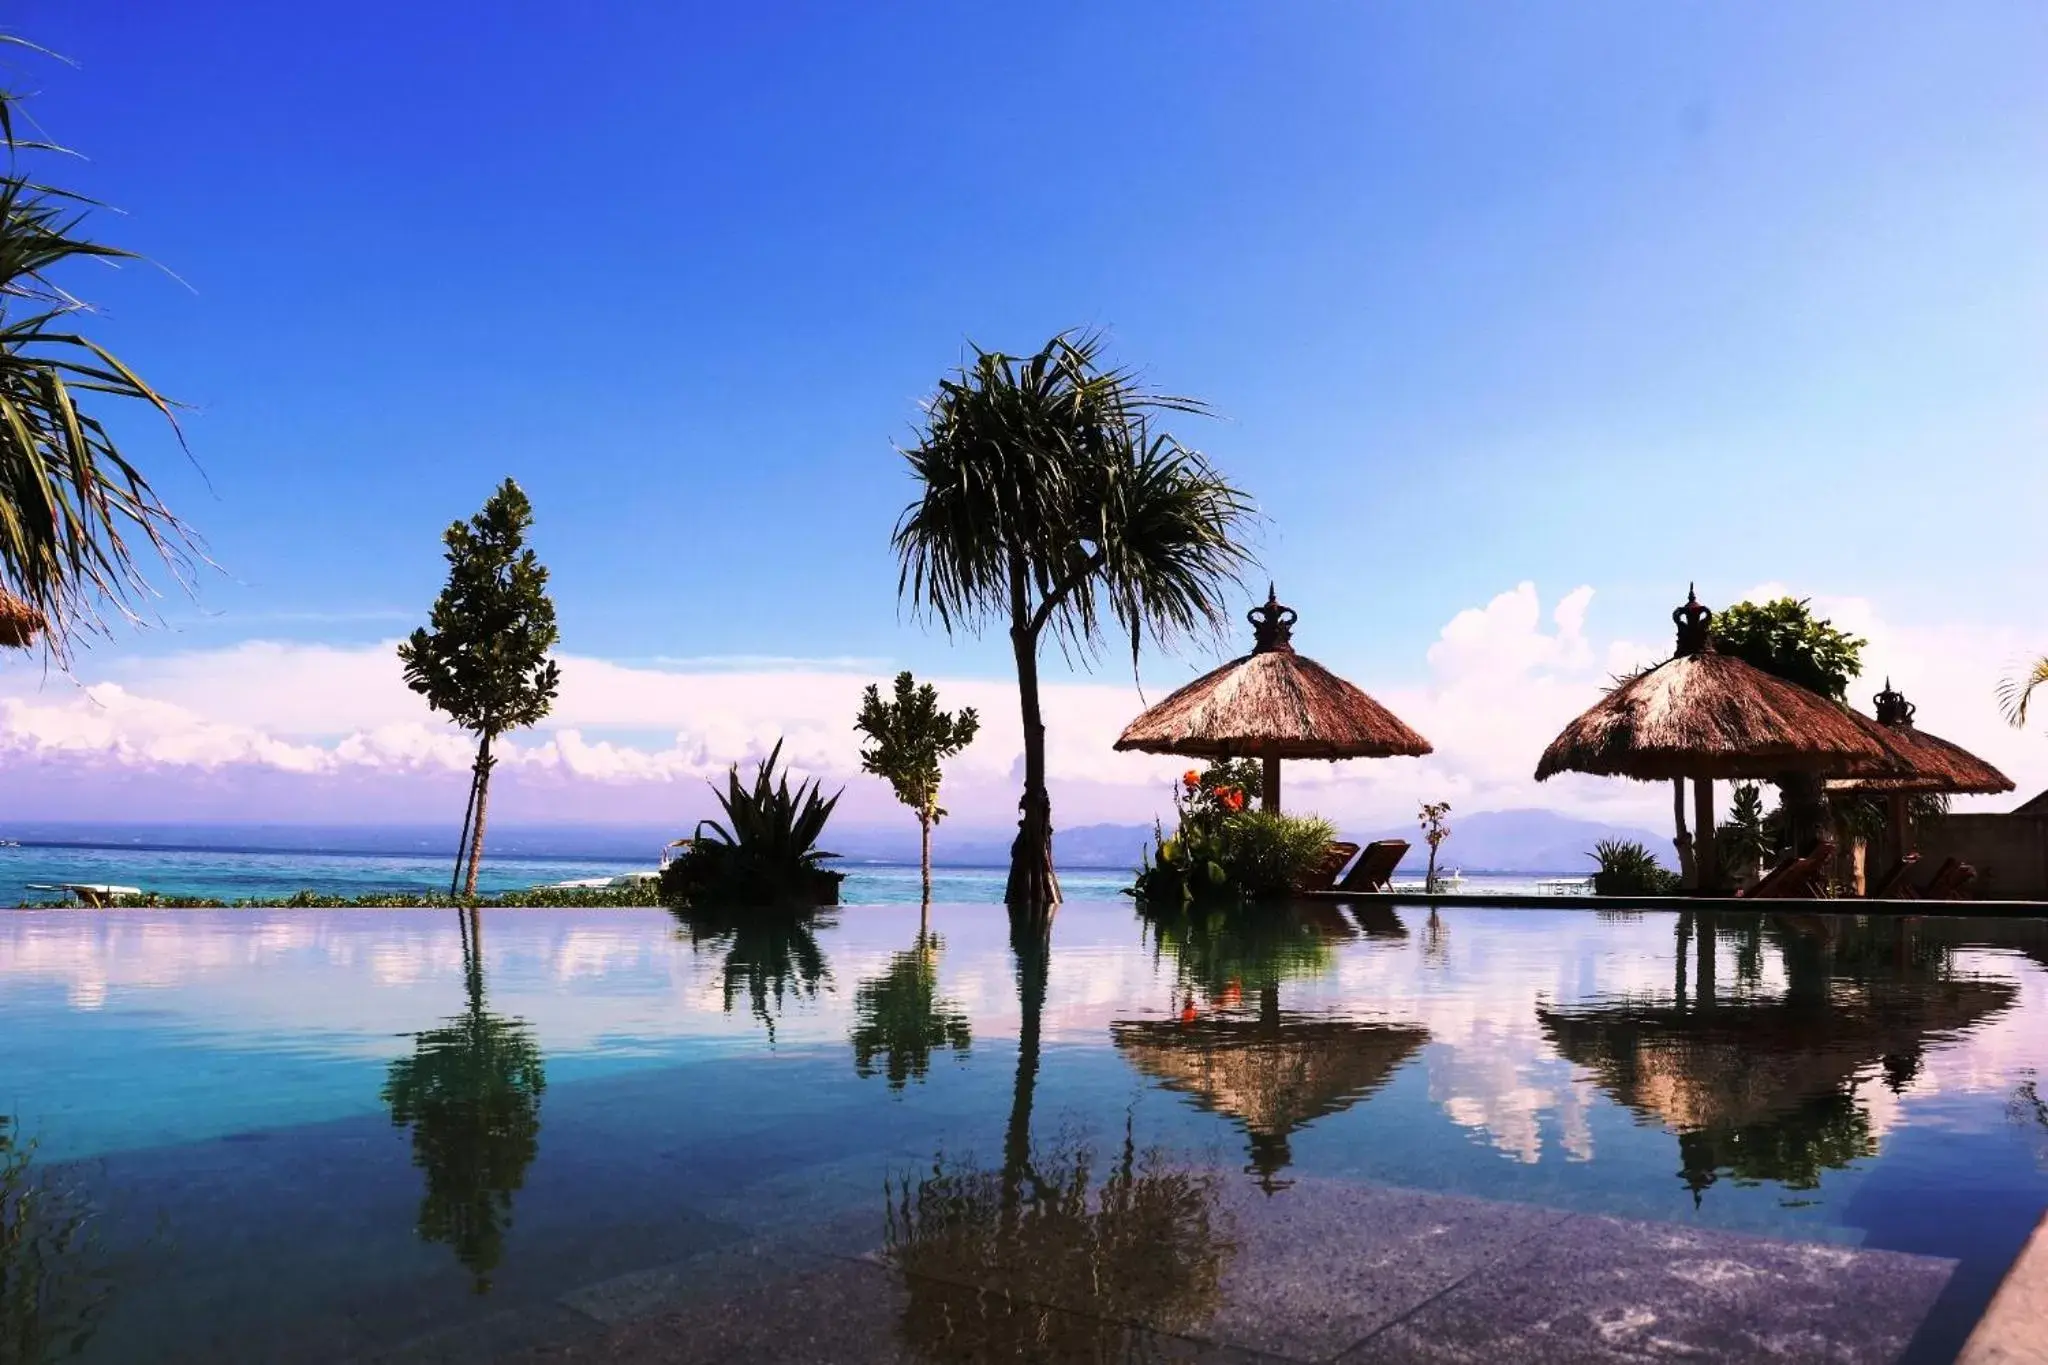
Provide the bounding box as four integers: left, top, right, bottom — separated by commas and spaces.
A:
855, 671, 979, 821
398, 479, 560, 737
1712, 597, 1865, 701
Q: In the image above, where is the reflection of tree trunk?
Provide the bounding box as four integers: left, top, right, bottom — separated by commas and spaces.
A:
1003, 910, 1050, 1227
463, 732, 496, 899
461, 905, 486, 1013
1697, 911, 1717, 1009
1258, 980, 1280, 1029
918, 893, 931, 940
1675, 910, 1692, 1010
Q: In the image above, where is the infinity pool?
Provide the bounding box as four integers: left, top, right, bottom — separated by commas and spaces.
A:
3, 903, 2044, 1363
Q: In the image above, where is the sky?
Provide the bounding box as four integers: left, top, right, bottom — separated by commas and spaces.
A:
3, 2, 2045, 836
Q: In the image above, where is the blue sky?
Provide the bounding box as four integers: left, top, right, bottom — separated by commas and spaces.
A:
4, 2, 2045, 829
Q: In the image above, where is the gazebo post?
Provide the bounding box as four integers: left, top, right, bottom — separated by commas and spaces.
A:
1887, 791, 1911, 860
1262, 755, 1282, 814
1692, 777, 1718, 893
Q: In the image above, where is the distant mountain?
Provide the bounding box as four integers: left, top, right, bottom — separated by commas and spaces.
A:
1357, 808, 1673, 875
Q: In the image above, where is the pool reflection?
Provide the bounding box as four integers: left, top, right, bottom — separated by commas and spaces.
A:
669, 903, 832, 1041
1539, 911, 2018, 1202
850, 902, 973, 1091
381, 909, 547, 1293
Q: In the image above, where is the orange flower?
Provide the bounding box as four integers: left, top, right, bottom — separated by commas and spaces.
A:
1182, 770, 1201, 789
1220, 786, 1245, 812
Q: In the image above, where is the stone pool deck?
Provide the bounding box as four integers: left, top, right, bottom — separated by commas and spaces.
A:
380, 1175, 1968, 1365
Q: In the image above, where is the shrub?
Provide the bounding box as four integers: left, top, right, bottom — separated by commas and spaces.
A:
659, 741, 844, 908
1130, 808, 1336, 907
1589, 839, 1680, 897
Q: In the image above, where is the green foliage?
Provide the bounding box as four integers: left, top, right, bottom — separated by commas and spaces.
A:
0, 38, 201, 659
849, 936, 972, 1090
1132, 901, 1336, 1005
1719, 783, 1771, 872
1589, 839, 1681, 897
2000, 656, 2048, 731
1, 1117, 112, 1363
398, 479, 561, 737
854, 671, 980, 822
658, 741, 844, 908
670, 904, 831, 1042
382, 991, 546, 1294
1712, 597, 1865, 701
1130, 806, 1337, 907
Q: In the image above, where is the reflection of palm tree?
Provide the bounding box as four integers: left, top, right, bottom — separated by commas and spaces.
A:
882, 909, 1236, 1359
670, 904, 831, 1042
1541, 911, 2014, 1203
850, 927, 972, 1091
382, 910, 546, 1294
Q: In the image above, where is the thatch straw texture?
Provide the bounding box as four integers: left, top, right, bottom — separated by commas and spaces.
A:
1117, 651, 1432, 760
1114, 1014, 1427, 1183
1828, 686, 2014, 796
1534, 652, 1891, 782
0, 587, 45, 650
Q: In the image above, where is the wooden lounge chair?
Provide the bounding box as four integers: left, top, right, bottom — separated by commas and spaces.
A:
1740, 841, 1836, 900
1917, 857, 1977, 901
1866, 853, 1921, 900
1295, 841, 1361, 893
1335, 839, 1410, 894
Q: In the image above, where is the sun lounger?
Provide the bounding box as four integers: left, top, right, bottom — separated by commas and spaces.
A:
1917, 857, 1976, 901
1335, 839, 1410, 894
1866, 853, 1921, 900
1295, 841, 1361, 893
1739, 841, 1836, 900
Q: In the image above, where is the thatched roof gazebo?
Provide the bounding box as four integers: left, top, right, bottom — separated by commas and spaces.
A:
1535, 590, 1893, 889
0, 588, 45, 651
1113, 1012, 1428, 1191
1828, 681, 2014, 861
1116, 587, 1431, 812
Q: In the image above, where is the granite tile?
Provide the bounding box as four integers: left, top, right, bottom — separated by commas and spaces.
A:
1342, 1212, 1957, 1365
507, 1259, 1283, 1365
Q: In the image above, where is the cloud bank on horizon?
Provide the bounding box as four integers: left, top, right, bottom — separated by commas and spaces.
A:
2, 582, 2041, 833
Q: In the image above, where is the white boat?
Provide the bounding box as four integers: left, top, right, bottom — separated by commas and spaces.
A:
25, 882, 144, 907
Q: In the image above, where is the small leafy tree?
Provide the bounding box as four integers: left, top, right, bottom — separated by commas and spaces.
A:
855, 671, 980, 902
1418, 801, 1452, 893
399, 479, 561, 897
1712, 598, 1865, 702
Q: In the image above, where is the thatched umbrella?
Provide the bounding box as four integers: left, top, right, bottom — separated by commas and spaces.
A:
1535, 590, 1893, 889
1113, 1012, 1428, 1190
0, 588, 45, 651
1829, 680, 2014, 859
1115, 587, 1431, 812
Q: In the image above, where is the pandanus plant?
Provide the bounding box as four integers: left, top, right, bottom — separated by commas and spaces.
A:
659, 741, 844, 907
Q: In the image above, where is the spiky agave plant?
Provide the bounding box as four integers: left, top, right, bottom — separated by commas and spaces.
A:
659, 741, 844, 907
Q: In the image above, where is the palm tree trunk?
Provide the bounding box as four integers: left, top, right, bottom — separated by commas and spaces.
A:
1005, 616, 1060, 915
463, 731, 495, 899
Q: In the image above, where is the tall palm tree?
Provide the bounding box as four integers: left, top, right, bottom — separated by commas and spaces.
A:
0, 38, 198, 659
2000, 657, 2048, 731
893, 331, 1255, 912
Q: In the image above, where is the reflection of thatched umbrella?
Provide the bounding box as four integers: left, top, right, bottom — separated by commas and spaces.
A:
1828, 681, 2014, 858
1536, 590, 1892, 889
0, 588, 45, 650
1540, 970, 2012, 1198
1116, 587, 1431, 812
1115, 1012, 1427, 1190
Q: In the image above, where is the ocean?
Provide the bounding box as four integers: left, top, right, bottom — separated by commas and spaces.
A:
1, 829, 1575, 907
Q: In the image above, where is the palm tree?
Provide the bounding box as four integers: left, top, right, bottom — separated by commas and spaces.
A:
2000, 657, 2048, 731
893, 331, 1255, 912
1, 37, 199, 659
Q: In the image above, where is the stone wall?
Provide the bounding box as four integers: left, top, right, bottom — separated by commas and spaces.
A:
1918, 812, 2048, 900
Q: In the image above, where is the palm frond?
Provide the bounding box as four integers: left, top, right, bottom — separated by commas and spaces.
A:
1998, 657, 2048, 729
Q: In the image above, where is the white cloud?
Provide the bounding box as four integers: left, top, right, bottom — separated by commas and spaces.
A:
2, 582, 2042, 828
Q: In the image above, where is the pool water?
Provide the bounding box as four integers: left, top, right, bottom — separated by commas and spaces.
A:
2, 902, 2044, 1363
